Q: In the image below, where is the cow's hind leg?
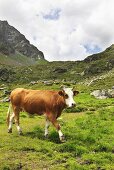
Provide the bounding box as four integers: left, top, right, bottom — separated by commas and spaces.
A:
8, 112, 15, 133
13, 107, 23, 135
44, 118, 50, 138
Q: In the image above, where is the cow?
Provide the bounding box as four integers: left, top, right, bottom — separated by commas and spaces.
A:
7, 87, 79, 142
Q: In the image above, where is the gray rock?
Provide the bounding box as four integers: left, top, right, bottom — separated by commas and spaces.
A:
91, 90, 107, 99
43, 81, 53, 86
91, 89, 114, 99
107, 89, 114, 98
29, 81, 37, 85
0, 88, 5, 90
0, 97, 10, 102
53, 67, 67, 73
3, 90, 11, 95
91, 90, 102, 99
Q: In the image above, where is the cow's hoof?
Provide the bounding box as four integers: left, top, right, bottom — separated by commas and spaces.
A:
44, 134, 49, 138
8, 129, 12, 133
19, 131, 23, 135
60, 135, 66, 143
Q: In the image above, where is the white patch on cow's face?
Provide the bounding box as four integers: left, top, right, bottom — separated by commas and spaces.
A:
63, 88, 76, 108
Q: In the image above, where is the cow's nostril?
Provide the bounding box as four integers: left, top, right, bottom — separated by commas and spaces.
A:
72, 103, 76, 107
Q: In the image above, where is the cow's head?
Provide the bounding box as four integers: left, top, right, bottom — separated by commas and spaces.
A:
59, 87, 79, 108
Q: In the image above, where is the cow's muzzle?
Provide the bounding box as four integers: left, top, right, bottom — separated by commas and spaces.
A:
71, 103, 76, 107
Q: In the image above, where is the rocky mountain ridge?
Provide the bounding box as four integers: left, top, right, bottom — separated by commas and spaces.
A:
84, 44, 114, 63
0, 20, 44, 61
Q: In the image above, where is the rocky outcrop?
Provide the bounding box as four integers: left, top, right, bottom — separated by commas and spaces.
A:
83, 44, 114, 76
84, 44, 114, 63
91, 89, 114, 99
53, 67, 67, 73
0, 20, 44, 60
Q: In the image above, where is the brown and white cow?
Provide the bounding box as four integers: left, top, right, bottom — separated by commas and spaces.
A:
7, 87, 79, 142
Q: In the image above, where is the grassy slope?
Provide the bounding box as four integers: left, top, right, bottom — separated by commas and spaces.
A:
0, 84, 114, 169
1, 49, 114, 84
1, 44, 114, 85
0, 61, 88, 84
1, 44, 114, 84
0, 52, 36, 66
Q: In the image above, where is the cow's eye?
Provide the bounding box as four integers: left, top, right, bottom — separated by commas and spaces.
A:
65, 94, 68, 98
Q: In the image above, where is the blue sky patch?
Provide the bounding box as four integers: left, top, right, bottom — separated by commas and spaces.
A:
84, 44, 102, 54
42, 8, 61, 20
33, 36, 37, 41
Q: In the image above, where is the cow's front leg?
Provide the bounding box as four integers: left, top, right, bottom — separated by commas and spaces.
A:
58, 129, 65, 142
54, 120, 65, 142
44, 118, 50, 138
49, 116, 65, 142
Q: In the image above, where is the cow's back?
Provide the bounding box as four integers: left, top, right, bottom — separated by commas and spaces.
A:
23, 90, 64, 114
10, 88, 65, 115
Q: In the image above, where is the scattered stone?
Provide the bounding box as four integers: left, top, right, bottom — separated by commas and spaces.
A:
29, 81, 37, 85
107, 89, 114, 98
0, 88, 5, 90
43, 81, 53, 86
54, 80, 61, 85
53, 67, 67, 73
3, 90, 11, 95
91, 89, 114, 99
0, 97, 10, 102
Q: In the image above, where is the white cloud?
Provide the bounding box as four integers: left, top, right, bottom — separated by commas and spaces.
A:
0, 0, 114, 61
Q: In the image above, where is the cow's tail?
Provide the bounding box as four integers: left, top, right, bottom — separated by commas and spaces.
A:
6, 104, 12, 126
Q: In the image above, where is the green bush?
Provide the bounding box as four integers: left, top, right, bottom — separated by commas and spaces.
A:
66, 106, 88, 113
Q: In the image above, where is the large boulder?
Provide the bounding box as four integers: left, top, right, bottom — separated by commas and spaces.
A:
90, 89, 114, 99
90, 90, 108, 99
107, 89, 114, 98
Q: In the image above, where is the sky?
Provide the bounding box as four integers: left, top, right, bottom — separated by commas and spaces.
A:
0, 0, 114, 61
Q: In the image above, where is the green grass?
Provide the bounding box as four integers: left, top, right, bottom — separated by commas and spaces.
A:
0, 91, 114, 169
0, 52, 36, 66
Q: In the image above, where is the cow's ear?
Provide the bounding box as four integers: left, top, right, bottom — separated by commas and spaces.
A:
58, 90, 64, 96
73, 90, 79, 96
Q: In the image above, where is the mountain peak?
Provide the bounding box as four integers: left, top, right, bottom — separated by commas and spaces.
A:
0, 20, 8, 24
0, 20, 45, 60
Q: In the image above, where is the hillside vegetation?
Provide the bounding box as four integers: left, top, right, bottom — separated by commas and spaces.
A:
0, 44, 114, 87
0, 52, 37, 66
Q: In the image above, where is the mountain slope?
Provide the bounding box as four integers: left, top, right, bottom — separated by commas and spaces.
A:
12, 44, 114, 83
84, 44, 114, 63
83, 44, 114, 75
1, 44, 114, 84
0, 20, 45, 65
0, 52, 36, 66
